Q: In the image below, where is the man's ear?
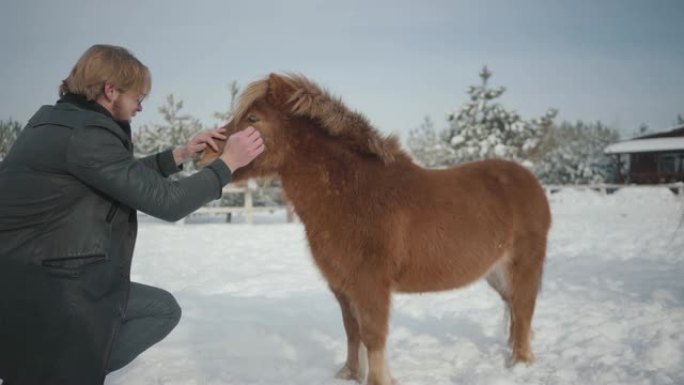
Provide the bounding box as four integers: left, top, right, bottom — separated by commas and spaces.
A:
102, 82, 119, 102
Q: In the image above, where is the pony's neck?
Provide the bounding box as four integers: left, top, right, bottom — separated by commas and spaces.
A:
276, 118, 414, 225
279, 128, 362, 223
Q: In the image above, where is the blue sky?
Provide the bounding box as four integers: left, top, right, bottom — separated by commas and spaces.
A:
1, 0, 682, 140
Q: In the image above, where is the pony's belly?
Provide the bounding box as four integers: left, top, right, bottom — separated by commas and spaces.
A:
391, 250, 502, 294
393, 280, 472, 294
392, 267, 484, 293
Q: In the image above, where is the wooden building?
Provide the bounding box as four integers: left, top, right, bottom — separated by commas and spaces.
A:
604, 125, 684, 184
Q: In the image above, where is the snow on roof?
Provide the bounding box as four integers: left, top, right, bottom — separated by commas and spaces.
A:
604, 137, 684, 154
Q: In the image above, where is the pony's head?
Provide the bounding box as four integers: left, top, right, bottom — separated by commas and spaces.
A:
196, 73, 404, 181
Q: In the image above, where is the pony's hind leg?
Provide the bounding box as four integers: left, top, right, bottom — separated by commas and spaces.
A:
505, 234, 546, 366
486, 254, 512, 305
485, 255, 516, 359
331, 288, 366, 383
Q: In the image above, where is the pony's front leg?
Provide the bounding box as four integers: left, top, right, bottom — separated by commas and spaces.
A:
348, 278, 395, 385
332, 287, 366, 383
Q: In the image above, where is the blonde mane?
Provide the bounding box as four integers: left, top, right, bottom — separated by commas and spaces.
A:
233, 73, 406, 164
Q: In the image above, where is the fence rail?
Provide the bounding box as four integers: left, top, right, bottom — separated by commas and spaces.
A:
544, 182, 684, 196
185, 185, 291, 224
177, 182, 684, 224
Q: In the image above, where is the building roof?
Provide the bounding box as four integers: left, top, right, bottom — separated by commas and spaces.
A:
604, 124, 684, 154
605, 137, 684, 154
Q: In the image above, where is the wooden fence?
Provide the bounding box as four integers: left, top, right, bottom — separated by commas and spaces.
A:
184, 185, 293, 225
178, 182, 684, 224
544, 182, 684, 196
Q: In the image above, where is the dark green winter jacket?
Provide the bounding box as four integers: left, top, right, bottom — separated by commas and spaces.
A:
0, 95, 231, 384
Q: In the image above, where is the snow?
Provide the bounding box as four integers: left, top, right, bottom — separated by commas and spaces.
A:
98, 187, 684, 385
604, 137, 684, 154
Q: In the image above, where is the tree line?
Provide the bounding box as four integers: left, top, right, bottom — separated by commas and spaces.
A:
2, 72, 683, 186
408, 66, 681, 184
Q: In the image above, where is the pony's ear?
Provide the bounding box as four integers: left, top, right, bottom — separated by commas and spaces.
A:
267, 73, 296, 106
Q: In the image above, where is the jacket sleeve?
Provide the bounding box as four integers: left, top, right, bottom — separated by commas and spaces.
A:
66, 125, 231, 222
138, 150, 183, 177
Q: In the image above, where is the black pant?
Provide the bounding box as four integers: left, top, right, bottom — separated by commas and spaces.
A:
107, 282, 182, 372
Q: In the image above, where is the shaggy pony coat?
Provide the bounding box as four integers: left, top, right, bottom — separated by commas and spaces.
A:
199, 74, 551, 385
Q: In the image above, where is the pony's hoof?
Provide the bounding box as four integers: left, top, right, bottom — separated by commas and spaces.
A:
365, 377, 399, 385
335, 364, 364, 383
506, 351, 535, 368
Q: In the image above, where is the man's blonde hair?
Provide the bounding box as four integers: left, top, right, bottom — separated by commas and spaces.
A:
59, 44, 151, 101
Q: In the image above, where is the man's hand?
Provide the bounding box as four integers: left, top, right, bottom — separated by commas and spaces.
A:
173, 127, 228, 165
219, 126, 265, 172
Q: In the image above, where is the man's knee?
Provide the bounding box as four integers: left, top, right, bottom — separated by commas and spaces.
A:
156, 288, 182, 326
129, 283, 182, 326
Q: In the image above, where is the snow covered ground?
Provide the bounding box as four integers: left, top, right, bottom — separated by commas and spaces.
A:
104, 187, 684, 385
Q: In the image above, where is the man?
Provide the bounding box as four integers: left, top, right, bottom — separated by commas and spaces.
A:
0, 44, 264, 384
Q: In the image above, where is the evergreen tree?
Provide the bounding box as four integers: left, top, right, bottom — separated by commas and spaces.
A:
0, 119, 22, 160
676, 114, 684, 126
534, 121, 620, 184
407, 116, 453, 168
133, 94, 203, 177
632, 123, 651, 138
408, 66, 556, 168
443, 66, 556, 166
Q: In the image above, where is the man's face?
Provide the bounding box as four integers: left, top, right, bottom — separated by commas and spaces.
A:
112, 90, 144, 121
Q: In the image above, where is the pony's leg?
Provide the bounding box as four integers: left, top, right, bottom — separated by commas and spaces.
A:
485, 256, 514, 353
348, 278, 394, 385
506, 234, 546, 366
332, 288, 366, 383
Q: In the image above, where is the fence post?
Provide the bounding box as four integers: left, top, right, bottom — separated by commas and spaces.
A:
286, 204, 296, 223
245, 187, 253, 225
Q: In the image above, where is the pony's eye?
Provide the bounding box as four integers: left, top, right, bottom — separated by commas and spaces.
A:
247, 115, 259, 123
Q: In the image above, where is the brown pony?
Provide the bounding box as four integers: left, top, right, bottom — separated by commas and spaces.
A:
198, 74, 551, 385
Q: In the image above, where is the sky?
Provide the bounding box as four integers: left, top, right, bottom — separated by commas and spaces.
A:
1, 0, 683, 141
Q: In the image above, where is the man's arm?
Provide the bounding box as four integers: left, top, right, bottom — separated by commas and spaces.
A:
136, 128, 227, 177
138, 150, 181, 177
67, 125, 231, 222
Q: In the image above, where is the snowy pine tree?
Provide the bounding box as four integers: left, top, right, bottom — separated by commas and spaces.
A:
0, 118, 22, 160
534, 121, 620, 184
444, 66, 555, 166
133, 94, 203, 177
407, 116, 454, 168
632, 123, 652, 138
409, 66, 556, 168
